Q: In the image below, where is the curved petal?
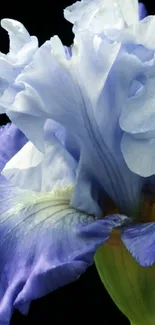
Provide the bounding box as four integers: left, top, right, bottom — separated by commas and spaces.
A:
1, 32, 144, 215
121, 128, 155, 177
2, 129, 103, 217
119, 54, 155, 177
2, 135, 77, 193
0, 19, 38, 109
139, 3, 147, 20
0, 19, 38, 65
0, 174, 127, 323
7, 110, 46, 152
120, 76, 155, 135
0, 123, 27, 172
1, 19, 30, 54
121, 222, 155, 267
119, 16, 155, 49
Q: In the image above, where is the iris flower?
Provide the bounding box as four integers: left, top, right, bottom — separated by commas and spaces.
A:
0, 0, 154, 324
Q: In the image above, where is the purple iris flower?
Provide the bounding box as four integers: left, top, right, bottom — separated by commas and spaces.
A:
0, 1, 154, 324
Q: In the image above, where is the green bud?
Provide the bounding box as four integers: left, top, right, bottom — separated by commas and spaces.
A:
94, 230, 155, 325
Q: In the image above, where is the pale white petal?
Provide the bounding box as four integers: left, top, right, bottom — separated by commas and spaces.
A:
1, 19, 30, 54
64, 0, 126, 34
118, 0, 139, 26
2, 134, 77, 192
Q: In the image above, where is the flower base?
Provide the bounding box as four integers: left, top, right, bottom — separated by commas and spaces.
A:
94, 230, 155, 325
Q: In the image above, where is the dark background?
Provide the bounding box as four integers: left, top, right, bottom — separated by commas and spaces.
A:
0, 1, 153, 324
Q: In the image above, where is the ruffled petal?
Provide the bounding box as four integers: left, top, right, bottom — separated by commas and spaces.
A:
0, 173, 127, 323
139, 3, 147, 20
1, 31, 143, 215
0, 123, 27, 172
121, 222, 155, 266
65, 0, 126, 34
64, 0, 138, 35
0, 19, 38, 107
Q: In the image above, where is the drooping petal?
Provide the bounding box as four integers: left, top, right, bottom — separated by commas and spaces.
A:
121, 222, 155, 267
0, 19, 38, 108
0, 123, 27, 172
0, 119, 129, 323
0, 172, 127, 324
139, 3, 147, 20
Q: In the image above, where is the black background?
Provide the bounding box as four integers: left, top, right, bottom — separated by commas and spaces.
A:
0, 1, 153, 324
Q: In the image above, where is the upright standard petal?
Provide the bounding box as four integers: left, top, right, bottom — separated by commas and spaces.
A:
117, 0, 139, 25
64, 0, 126, 34
1, 31, 143, 215
0, 19, 38, 110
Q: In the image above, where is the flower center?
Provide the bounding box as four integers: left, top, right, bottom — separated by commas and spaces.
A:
104, 194, 155, 247
107, 229, 121, 247
139, 194, 155, 223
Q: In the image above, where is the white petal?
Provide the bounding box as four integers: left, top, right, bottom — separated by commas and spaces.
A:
121, 133, 155, 177
2, 133, 77, 192
118, 0, 139, 26
64, 0, 126, 34
1, 19, 30, 54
